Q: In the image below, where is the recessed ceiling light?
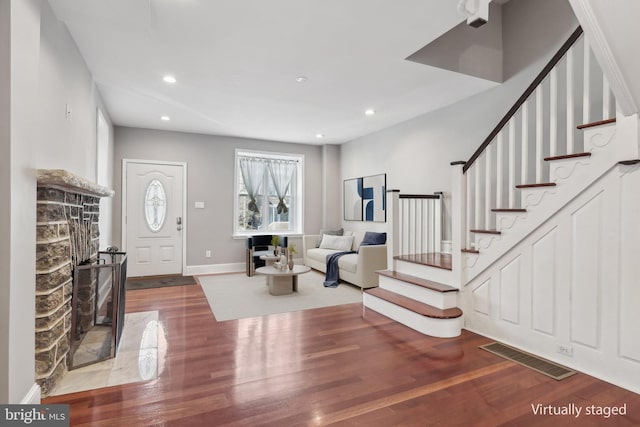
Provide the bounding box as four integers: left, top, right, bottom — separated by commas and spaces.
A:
295, 76, 308, 83
161, 115, 171, 121
365, 109, 376, 116
163, 75, 177, 84
315, 133, 325, 139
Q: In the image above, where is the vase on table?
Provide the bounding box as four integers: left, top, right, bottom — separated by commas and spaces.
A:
288, 254, 294, 270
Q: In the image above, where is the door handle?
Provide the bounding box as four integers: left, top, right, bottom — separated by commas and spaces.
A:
177, 217, 182, 231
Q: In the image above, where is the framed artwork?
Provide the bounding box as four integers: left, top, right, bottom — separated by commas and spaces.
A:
343, 174, 386, 222
362, 173, 386, 222
343, 178, 363, 221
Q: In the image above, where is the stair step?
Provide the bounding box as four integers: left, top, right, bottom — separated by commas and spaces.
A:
619, 159, 640, 166
577, 118, 616, 129
462, 248, 479, 254
470, 229, 501, 235
365, 288, 462, 319
544, 152, 591, 161
516, 183, 557, 189
377, 270, 457, 293
394, 253, 452, 271
491, 208, 527, 213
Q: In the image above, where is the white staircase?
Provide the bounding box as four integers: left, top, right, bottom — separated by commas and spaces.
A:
363, 27, 638, 338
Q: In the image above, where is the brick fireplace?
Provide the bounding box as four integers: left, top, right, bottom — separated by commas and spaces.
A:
35, 169, 114, 396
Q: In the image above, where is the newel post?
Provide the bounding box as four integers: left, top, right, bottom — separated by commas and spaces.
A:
450, 162, 466, 289
386, 190, 400, 272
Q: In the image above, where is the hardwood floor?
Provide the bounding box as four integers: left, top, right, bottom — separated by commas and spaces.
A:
44, 282, 640, 426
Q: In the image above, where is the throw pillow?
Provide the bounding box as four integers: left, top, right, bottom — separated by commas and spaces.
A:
319, 234, 354, 251
360, 231, 387, 247
316, 228, 344, 247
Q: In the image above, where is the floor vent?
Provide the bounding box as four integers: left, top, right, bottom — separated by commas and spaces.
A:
479, 342, 576, 380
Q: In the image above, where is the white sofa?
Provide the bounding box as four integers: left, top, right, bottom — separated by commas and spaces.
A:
302, 231, 387, 289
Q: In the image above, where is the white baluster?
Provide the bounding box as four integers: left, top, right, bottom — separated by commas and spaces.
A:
466, 173, 473, 248
475, 161, 481, 230
603, 76, 611, 120
401, 200, 407, 255
550, 67, 558, 157
567, 47, 575, 154
430, 199, 436, 253
410, 199, 415, 255
416, 198, 421, 255
536, 86, 543, 183
509, 120, 516, 208
583, 38, 591, 125
496, 133, 504, 209
521, 102, 529, 184
485, 146, 492, 230
434, 197, 442, 253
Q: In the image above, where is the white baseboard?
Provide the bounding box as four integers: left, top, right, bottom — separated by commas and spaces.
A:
185, 262, 245, 276
441, 240, 452, 254
20, 383, 41, 404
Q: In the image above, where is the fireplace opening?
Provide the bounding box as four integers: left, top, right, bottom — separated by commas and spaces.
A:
69, 251, 127, 370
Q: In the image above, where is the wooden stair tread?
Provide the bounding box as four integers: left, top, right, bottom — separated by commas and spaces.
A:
377, 270, 458, 293
491, 208, 526, 212
544, 152, 591, 161
577, 118, 616, 129
462, 248, 479, 254
366, 288, 463, 319
516, 183, 556, 189
470, 229, 501, 235
393, 253, 452, 271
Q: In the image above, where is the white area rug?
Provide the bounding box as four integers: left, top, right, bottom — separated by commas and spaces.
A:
199, 270, 362, 321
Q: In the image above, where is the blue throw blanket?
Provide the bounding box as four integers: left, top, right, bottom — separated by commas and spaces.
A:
323, 251, 356, 287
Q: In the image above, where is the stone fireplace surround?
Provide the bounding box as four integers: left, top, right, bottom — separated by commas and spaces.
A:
35, 169, 113, 396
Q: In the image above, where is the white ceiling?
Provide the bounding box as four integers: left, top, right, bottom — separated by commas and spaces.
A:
48, 0, 499, 144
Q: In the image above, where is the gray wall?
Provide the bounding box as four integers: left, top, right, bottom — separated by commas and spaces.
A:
322, 144, 342, 228
113, 127, 325, 267
0, 0, 12, 404
339, 0, 578, 239
0, 0, 114, 403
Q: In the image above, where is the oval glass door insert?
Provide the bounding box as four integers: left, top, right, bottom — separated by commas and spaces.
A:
144, 179, 167, 232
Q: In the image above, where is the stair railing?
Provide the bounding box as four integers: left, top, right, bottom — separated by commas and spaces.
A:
460, 27, 616, 250
393, 193, 443, 256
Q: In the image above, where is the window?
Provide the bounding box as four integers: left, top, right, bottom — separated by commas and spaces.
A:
234, 150, 303, 235
144, 179, 167, 232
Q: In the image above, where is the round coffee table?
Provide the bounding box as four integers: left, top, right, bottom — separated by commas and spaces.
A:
255, 265, 311, 295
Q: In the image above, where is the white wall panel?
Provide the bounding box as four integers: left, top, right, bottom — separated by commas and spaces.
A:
531, 228, 557, 335
500, 256, 521, 324
473, 279, 491, 315
619, 167, 640, 362
463, 163, 640, 394
570, 192, 603, 349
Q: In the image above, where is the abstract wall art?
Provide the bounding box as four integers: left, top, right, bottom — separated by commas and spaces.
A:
362, 173, 386, 222
343, 174, 386, 222
343, 178, 363, 221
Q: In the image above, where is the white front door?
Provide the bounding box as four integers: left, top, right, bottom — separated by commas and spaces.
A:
124, 161, 184, 277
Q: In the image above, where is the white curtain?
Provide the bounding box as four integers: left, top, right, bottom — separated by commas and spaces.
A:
267, 160, 296, 215
238, 157, 264, 214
